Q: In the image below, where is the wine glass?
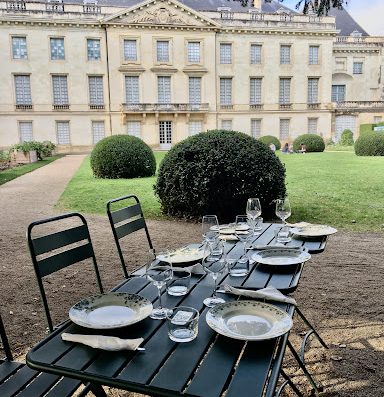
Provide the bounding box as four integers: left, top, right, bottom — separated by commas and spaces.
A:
202, 215, 219, 246
275, 198, 291, 224
235, 215, 253, 256
246, 198, 262, 235
201, 244, 226, 307
146, 248, 173, 320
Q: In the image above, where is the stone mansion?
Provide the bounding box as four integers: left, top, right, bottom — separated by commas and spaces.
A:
1, 0, 383, 151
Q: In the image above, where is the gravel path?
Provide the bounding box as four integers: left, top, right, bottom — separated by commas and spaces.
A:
0, 155, 383, 397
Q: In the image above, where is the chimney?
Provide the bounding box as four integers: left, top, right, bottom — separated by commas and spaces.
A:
253, 0, 262, 9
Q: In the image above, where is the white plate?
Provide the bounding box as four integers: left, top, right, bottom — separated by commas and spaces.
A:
158, 247, 205, 264
206, 300, 293, 341
291, 224, 337, 237
251, 248, 311, 266
69, 293, 153, 329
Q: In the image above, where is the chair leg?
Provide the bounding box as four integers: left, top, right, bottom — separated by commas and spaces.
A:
83, 383, 108, 397
276, 369, 304, 397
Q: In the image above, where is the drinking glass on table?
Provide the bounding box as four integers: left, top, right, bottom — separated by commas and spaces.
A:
235, 215, 253, 256
246, 198, 262, 235
202, 215, 219, 247
275, 198, 292, 243
146, 248, 173, 320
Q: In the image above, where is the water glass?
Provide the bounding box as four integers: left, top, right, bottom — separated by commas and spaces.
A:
228, 256, 250, 277
167, 306, 199, 343
167, 268, 191, 296
275, 226, 292, 243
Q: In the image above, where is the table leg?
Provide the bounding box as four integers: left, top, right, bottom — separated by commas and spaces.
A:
88, 383, 108, 397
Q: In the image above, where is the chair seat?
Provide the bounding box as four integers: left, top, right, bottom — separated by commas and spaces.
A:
0, 360, 83, 397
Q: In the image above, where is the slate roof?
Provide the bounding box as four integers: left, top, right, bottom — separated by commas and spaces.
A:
328, 6, 369, 36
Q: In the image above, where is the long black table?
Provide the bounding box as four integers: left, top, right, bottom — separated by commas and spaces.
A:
26, 223, 327, 397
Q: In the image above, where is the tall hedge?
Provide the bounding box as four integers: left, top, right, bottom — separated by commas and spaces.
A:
90, 135, 156, 178
355, 133, 384, 156
154, 130, 286, 222
340, 129, 354, 146
293, 134, 325, 152
258, 135, 281, 150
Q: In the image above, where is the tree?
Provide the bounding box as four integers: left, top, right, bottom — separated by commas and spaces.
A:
231, 0, 348, 15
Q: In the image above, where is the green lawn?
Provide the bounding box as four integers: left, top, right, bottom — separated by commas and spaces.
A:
57, 151, 384, 232
0, 155, 63, 186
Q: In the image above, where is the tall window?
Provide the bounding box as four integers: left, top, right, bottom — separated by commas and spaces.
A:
159, 121, 172, 145
127, 121, 141, 138
189, 77, 201, 105
308, 118, 318, 134
156, 41, 169, 62
125, 76, 139, 104
251, 119, 261, 138
14, 75, 32, 105
187, 42, 200, 63
92, 121, 105, 144
280, 45, 291, 64
88, 76, 104, 106
50, 38, 65, 60
220, 43, 232, 64
250, 44, 262, 64
353, 62, 363, 74
157, 76, 171, 104
19, 121, 33, 142
124, 40, 137, 62
220, 78, 232, 106
56, 121, 70, 144
279, 119, 290, 140
308, 78, 319, 104
279, 78, 291, 104
52, 75, 69, 105
309, 46, 319, 65
189, 120, 203, 136
87, 39, 100, 61
221, 120, 232, 130
12, 37, 27, 59
332, 85, 345, 102
250, 78, 262, 105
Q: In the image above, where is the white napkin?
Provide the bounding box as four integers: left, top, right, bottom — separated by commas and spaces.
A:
173, 263, 204, 274
221, 285, 297, 306
62, 333, 144, 351
286, 222, 311, 228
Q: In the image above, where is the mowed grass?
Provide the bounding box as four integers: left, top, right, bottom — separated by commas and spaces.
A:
57, 151, 384, 232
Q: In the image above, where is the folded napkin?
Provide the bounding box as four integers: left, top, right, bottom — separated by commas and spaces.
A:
62, 333, 144, 351
286, 222, 311, 228
221, 285, 297, 306
174, 263, 204, 274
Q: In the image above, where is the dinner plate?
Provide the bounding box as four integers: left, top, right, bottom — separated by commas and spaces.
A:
291, 224, 337, 237
206, 300, 293, 341
158, 247, 205, 264
69, 293, 153, 329
251, 248, 311, 266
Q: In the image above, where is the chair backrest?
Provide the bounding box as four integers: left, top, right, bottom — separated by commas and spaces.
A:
0, 313, 13, 361
107, 195, 153, 279
27, 212, 104, 332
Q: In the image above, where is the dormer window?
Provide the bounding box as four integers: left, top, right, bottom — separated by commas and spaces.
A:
6, 0, 26, 11
218, 7, 233, 20
83, 0, 100, 14
249, 9, 263, 21
46, 0, 64, 13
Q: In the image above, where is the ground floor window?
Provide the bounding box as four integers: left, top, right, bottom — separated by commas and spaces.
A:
189, 120, 203, 136
221, 119, 232, 131
19, 121, 33, 142
127, 121, 141, 138
279, 119, 290, 140
251, 119, 261, 138
159, 121, 172, 145
308, 118, 318, 134
92, 121, 105, 144
56, 121, 70, 144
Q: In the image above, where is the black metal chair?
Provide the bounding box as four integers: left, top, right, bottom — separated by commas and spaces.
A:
107, 195, 153, 279
27, 212, 104, 333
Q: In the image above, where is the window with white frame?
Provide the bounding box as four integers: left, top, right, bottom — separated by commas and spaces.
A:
220, 78, 232, 105
251, 119, 261, 138
124, 39, 137, 62
92, 121, 105, 144
280, 45, 291, 64
189, 77, 201, 105
56, 121, 70, 144
250, 78, 262, 105
159, 121, 172, 144
157, 76, 171, 104
156, 41, 169, 63
309, 46, 319, 65
279, 78, 291, 104
14, 75, 32, 105
353, 62, 363, 74
220, 43, 232, 64
221, 120, 232, 130
250, 44, 262, 64
50, 38, 65, 60
88, 76, 104, 105
52, 75, 69, 105
87, 39, 100, 61
189, 120, 203, 136
125, 76, 139, 104
308, 78, 319, 104
279, 119, 290, 140
19, 121, 33, 142
12, 36, 27, 59
308, 118, 318, 134
187, 42, 200, 63
127, 121, 141, 138
332, 85, 345, 102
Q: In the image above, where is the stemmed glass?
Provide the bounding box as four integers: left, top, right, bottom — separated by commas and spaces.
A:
246, 198, 262, 235
235, 215, 253, 256
201, 243, 226, 307
202, 215, 219, 247
275, 198, 292, 243
146, 248, 173, 320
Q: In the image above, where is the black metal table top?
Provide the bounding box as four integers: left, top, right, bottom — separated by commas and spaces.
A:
26, 223, 327, 397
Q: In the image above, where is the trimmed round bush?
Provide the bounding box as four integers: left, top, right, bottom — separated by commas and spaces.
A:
90, 135, 156, 178
258, 135, 281, 150
340, 129, 354, 146
293, 134, 325, 152
154, 130, 286, 222
355, 133, 384, 156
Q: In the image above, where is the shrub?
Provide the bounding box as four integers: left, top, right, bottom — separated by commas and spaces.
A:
154, 130, 286, 222
355, 133, 384, 156
340, 129, 354, 146
258, 135, 281, 150
90, 135, 156, 178
293, 134, 325, 152
11, 141, 56, 160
